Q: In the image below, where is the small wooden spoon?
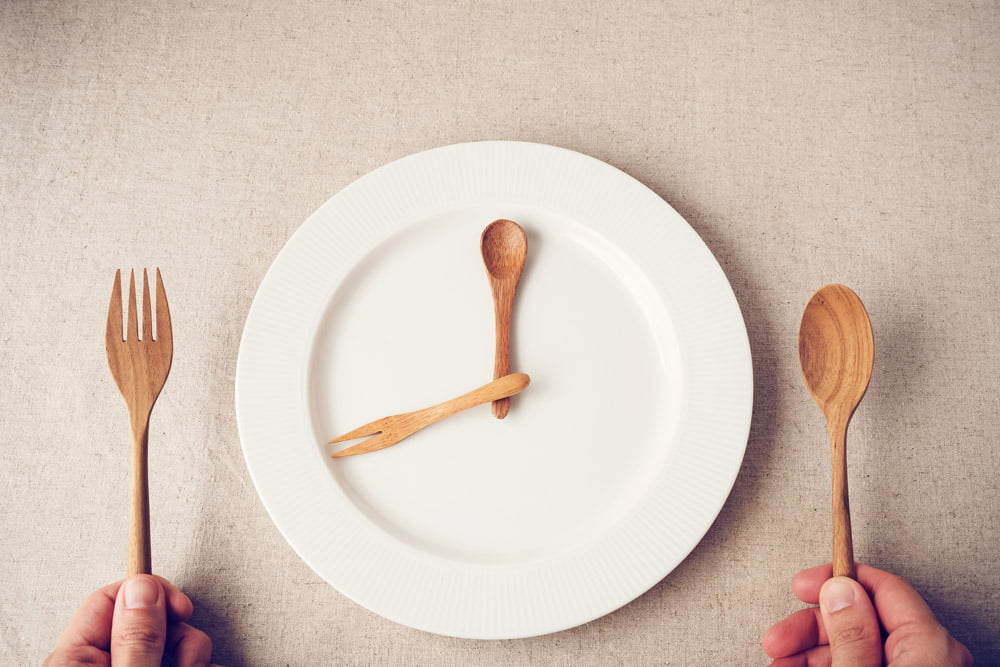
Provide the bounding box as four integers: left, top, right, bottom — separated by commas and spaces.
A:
798, 284, 874, 579
481, 219, 528, 419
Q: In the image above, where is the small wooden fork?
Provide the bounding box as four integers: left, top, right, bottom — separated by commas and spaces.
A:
105, 269, 173, 575
330, 373, 530, 458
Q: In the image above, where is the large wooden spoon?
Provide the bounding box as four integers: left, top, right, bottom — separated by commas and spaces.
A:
481, 219, 528, 419
798, 284, 874, 579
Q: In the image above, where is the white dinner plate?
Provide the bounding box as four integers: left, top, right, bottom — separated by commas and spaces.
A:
235, 141, 752, 639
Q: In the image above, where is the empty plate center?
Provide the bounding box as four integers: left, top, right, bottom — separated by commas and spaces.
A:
309, 208, 683, 563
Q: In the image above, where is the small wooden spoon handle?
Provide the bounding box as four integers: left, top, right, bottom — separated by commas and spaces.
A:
829, 418, 855, 579
490, 279, 516, 419
128, 416, 152, 576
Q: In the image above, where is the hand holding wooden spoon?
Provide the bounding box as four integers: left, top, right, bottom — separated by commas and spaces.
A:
798, 284, 874, 579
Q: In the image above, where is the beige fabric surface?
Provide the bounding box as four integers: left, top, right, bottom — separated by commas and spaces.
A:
2, 1, 998, 664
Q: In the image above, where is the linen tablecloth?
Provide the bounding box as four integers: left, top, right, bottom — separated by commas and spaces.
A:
3, 1, 998, 664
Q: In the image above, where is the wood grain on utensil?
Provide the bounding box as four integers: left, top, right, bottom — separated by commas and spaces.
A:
799, 284, 874, 580
480, 220, 528, 419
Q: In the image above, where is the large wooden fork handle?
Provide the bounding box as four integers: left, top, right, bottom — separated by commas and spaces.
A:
128, 412, 152, 575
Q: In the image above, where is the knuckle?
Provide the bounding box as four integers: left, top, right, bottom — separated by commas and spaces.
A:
945, 629, 974, 667
186, 625, 213, 649
831, 622, 872, 645
929, 625, 953, 645
44, 645, 109, 666
118, 624, 164, 648
956, 643, 975, 667
165, 622, 214, 665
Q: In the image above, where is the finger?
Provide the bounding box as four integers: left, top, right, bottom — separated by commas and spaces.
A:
52, 581, 122, 653
110, 575, 167, 666
762, 607, 825, 658
767, 644, 832, 666
47, 575, 192, 665
157, 576, 195, 623
819, 577, 882, 666
793, 563, 899, 604
791, 564, 834, 604
860, 568, 940, 633
165, 622, 214, 667
59, 576, 191, 631
884, 621, 973, 667
42, 644, 111, 666
801, 565, 967, 663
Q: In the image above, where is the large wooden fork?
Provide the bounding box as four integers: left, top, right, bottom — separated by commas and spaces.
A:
105, 269, 173, 575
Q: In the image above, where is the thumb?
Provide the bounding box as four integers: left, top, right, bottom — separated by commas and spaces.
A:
819, 576, 883, 667
111, 575, 167, 666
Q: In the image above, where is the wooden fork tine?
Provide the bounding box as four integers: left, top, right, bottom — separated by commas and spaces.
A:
126, 269, 139, 341
142, 269, 153, 342
107, 269, 123, 343
331, 433, 393, 458
154, 268, 172, 345
328, 417, 388, 444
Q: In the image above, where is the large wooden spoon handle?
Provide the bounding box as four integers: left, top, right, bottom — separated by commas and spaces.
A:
829, 419, 855, 579
128, 416, 152, 576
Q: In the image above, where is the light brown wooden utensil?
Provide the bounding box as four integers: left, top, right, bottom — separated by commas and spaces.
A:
481, 219, 528, 419
330, 373, 531, 458
798, 284, 874, 580
105, 269, 173, 576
